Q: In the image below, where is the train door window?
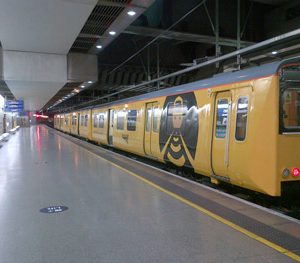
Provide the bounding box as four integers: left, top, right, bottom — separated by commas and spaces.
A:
72, 115, 77, 126
117, 111, 125, 130
84, 114, 88, 127
93, 114, 98, 128
153, 107, 160, 132
146, 108, 152, 132
127, 110, 137, 131
235, 97, 249, 141
216, 99, 228, 138
80, 115, 84, 126
99, 114, 104, 128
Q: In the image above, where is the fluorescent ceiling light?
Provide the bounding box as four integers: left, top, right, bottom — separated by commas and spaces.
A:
80, 85, 85, 88
272, 51, 278, 55
109, 31, 116, 36
88, 81, 93, 84
96, 45, 102, 49
127, 10, 136, 16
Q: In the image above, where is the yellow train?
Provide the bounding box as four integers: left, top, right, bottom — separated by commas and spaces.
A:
54, 57, 300, 196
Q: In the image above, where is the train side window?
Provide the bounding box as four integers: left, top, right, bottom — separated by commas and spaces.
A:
117, 111, 125, 130
99, 114, 104, 128
167, 101, 187, 135
93, 114, 98, 128
235, 97, 249, 141
153, 107, 160, 132
84, 114, 88, 127
127, 110, 137, 131
80, 115, 84, 126
215, 99, 228, 138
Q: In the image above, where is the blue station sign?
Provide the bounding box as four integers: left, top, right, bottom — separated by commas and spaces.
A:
4, 100, 24, 112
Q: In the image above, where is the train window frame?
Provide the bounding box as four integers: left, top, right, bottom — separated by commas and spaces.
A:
72, 115, 77, 126
146, 108, 152, 132
279, 65, 300, 133
80, 115, 84, 126
166, 101, 188, 135
127, 110, 137, 131
99, 114, 105, 128
117, 111, 125, 130
279, 84, 300, 133
153, 106, 160, 133
235, 96, 249, 142
84, 114, 88, 127
215, 98, 229, 139
93, 114, 98, 128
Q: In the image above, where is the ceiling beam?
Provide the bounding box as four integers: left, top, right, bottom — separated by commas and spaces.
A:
97, 0, 150, 8
97, 0, 128, 8
123, 26, 254, 48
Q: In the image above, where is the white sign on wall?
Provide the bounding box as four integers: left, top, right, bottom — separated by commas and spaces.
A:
0, 95, 4, 112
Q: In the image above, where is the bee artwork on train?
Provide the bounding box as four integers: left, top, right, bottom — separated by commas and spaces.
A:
159, 93, 198, 168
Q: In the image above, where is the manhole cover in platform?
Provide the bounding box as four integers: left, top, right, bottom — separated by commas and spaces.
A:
40, 206, 68, 214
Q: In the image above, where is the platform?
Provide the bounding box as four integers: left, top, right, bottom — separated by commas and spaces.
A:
0, 125, 299, 263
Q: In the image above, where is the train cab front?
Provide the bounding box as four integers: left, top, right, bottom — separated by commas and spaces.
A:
278, 62, 300, 194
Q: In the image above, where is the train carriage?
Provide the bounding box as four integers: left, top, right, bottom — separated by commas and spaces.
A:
78, 109, 92, 140
54, 56, 300, 196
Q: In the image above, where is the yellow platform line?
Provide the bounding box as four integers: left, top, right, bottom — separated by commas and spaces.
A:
60, 132, 300, 262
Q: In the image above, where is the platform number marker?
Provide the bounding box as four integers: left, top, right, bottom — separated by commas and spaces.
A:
40, 206, 68, 214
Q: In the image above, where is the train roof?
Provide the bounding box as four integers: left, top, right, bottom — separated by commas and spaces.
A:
63, 56, 300, 113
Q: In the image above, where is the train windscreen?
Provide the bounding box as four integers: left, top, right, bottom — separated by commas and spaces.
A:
279, 64, 300, 133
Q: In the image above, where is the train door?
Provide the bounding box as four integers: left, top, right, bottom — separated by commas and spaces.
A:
108, 109, 114, 145
212, 91, 232, 179
77, 113, 80, 135
144, 102, 159, 156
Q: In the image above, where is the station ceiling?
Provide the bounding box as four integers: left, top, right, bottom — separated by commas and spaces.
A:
1, 0, 300, 112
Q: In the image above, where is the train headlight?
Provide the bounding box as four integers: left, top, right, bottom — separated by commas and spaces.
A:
292, 168, 300, 177
282, 168, 290, 178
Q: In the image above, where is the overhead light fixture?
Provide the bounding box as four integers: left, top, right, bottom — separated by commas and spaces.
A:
272, 51, 278, 55
88, 81, 93, 84
109, 31, 116, 36
127, 10, 136, 16
96, 45, 102, 49
80, 85, 85, 88
74, 89, 80, 93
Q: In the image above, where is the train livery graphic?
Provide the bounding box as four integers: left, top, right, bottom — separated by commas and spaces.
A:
159, 93, 198, 168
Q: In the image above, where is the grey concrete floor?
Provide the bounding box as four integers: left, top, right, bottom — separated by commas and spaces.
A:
0, 125, 296, 263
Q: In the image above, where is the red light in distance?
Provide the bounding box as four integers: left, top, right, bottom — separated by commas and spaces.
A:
292, 168, 300, 177
33, 114, 49, 119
